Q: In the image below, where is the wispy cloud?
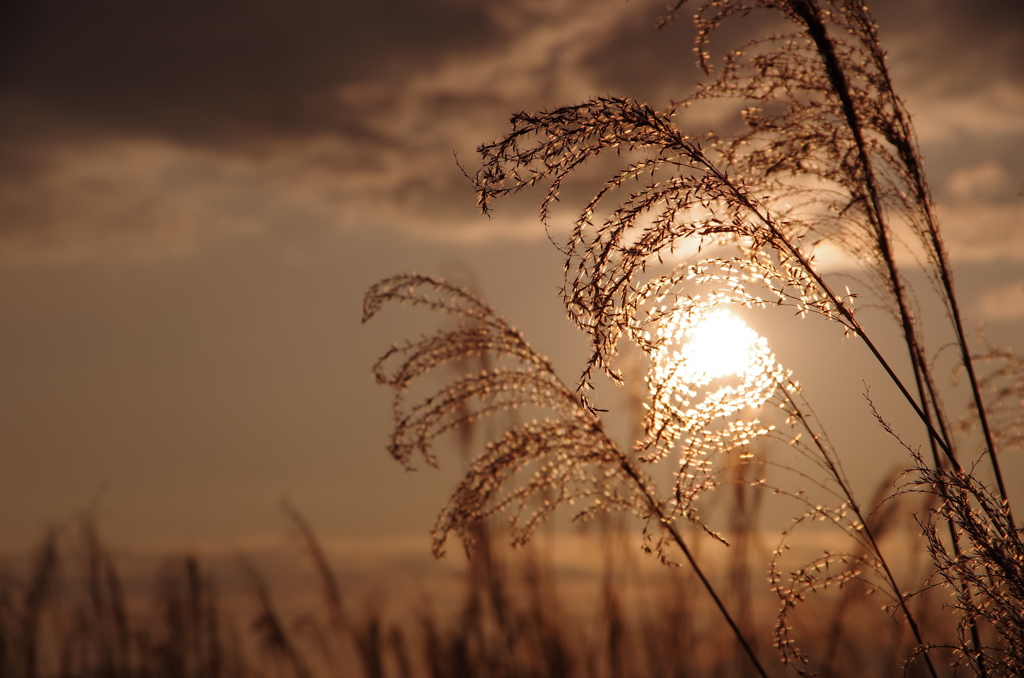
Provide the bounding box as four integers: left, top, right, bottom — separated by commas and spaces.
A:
0, 0, 1021, 263
977, 280, 1024, 321
910, 83, 1024, 145
933, 158, 1024, 264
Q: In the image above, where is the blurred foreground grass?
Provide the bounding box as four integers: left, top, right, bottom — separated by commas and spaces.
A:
0, 511, 952, 678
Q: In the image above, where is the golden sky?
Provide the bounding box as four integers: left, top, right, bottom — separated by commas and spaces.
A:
1, 0, 1023, 553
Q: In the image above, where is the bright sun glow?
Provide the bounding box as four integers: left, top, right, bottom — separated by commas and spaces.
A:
647, 305, 783, 431
678, 309, 760, 381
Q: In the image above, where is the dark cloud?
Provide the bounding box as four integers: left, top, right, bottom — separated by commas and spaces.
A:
0, 0, 1021, 263
0, 0, 1019, 145
0, 0, 676, 260
0, 0, 501, 144
874, 0, 1024, 95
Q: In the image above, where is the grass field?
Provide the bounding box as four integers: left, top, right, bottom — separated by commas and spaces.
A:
1, 501, 961, 678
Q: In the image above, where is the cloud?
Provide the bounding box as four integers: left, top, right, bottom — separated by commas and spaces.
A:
933, 201, 1024, 264
0, 0, 684, 263
0, 0, 503, 143
879, 0, 1024, 97
977, 281, 1024, 321
0, 133, 336, 265
1, 0, 1022, 264
927, 159, 1024, 264
908, 82, 1024, 144
947, 161, 1017, 201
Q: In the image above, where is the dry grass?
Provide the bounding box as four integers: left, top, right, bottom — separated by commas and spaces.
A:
0, 512, 959, 678
4, 2, 1017, 677
366, 1, 1024, 676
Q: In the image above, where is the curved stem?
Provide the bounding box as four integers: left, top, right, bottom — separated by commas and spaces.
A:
787, 9, 996, 672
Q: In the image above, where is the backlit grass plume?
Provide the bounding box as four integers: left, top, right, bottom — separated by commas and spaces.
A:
364, 273, 773, 675
364, 274, 646, 554
367, 1, 1024, 675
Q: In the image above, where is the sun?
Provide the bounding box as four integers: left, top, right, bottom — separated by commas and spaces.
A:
647, 305, 781, 425
678, 308, 762, 382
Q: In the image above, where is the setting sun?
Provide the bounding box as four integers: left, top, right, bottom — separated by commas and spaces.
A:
645, 304, 783, 443
653, 306, 774, 392
4, 0, 1020, 675
678, 308, 761, 382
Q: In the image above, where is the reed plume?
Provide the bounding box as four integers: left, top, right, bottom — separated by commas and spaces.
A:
367, 1, 1024, 674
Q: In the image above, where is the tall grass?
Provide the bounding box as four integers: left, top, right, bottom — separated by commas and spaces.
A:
0, 512, 950, 678
365, 0, 1024, 675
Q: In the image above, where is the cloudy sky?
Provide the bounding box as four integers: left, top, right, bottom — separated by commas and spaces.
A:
1, 0, 1023, 556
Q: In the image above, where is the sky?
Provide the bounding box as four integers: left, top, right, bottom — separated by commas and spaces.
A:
1, 0, 1023, 561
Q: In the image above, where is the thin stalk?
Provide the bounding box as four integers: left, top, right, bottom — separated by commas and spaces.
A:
530, 326, 771, 677
789, 0, 952, 465
778, 384, 940, 678
792, 8, 994, 670
864, 9, 1012, 515
616, 457, 772, 678
937, 248, 1011, 511
683, 141, 962, 472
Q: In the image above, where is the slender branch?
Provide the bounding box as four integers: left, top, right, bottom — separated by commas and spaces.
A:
792, 11, 1000, 670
